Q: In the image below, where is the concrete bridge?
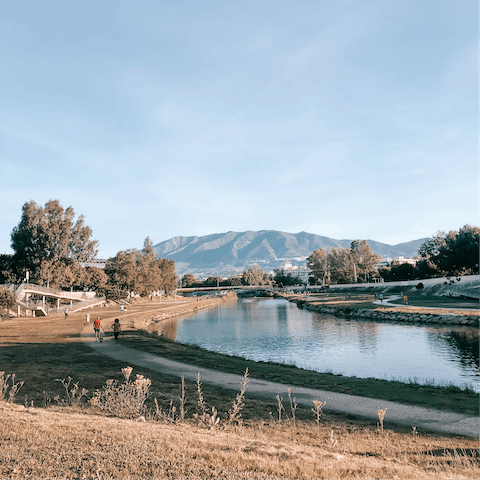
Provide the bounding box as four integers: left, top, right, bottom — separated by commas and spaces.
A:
4, 283, 106, 317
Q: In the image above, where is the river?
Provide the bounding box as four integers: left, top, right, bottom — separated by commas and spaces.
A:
157, 298, 479, 392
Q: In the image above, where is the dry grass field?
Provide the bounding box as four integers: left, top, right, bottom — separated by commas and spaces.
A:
1, 401, 478, 480
0, 298, 478, 479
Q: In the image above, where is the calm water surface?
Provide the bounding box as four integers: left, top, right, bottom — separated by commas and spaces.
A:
162, 298, 479, 391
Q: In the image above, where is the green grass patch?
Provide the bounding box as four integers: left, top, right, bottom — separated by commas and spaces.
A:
389, 294, 479, 309
119, 330, 479, 415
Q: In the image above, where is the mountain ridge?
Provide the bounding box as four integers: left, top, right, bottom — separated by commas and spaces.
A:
152, 230, 427, 277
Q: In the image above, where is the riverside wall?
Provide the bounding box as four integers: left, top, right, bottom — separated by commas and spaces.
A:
289, 298, 479, 327
134, 292, 237, 331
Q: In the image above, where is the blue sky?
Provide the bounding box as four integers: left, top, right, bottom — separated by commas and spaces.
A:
1, 0, 477, 258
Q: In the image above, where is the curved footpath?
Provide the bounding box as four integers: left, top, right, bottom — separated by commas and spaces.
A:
81, 326, 478, 437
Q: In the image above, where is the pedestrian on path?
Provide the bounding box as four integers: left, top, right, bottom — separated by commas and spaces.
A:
64, 308, 68, 319
403, 295, 408, 305
85, 313, 90, 324
120, 305, 124, 314
94, 316, 101, 342
111, 318, 121, 343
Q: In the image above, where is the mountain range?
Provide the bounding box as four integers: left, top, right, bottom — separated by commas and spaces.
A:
152, 230, 427, 278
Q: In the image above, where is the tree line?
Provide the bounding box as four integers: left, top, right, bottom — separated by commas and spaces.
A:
0, 200, 178, 301
379, 225, 479, 281
181, 265, 272, 288
306, 240, 381, 285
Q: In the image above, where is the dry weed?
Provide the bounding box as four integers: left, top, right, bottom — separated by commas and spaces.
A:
90, 366, 151, 419
311, 400, 326, 427
377, 408, 387, 432
0, 372, 24, 403
54, 376, 88, 407
226, 368, 249, 425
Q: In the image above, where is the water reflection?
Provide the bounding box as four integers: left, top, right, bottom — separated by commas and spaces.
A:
171, 298, 479, 391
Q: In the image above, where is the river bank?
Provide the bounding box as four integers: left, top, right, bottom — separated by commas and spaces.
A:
281, 294, 479, 326
132, 291, 237, 333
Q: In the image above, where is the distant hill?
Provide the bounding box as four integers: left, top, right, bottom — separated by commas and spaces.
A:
152, 230, 427, 277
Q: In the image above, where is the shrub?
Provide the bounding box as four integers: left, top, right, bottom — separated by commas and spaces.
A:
416, 282, 424, 290
90, 367, 151, 419
0, 372, 24, 403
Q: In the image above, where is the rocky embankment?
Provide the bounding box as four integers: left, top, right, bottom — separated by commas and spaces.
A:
289, 298, 479, 327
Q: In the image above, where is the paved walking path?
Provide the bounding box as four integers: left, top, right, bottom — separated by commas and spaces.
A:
82, 329, 479, 437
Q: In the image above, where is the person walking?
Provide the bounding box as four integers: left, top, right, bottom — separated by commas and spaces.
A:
64, 308, 68, 319
85, 313, 90, 324
111, 318, 121, 343
94, 316, 101, 342
403, 295, 408, 305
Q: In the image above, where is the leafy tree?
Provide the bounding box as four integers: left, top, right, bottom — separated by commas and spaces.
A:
104, 250, 138, 293
437, 225, 479, 275
83, 267, 109, 291
379, 262, 416, 281
306, 241, 381, 284
0, 287, 15, 315
0, 255, 15, 284
181, 273, 197, 287
203, 276, 218, 287
417, 225, 479, 276
104, 238, 178, 297
306, 248, 329, 284
242, 265, 264, 285
9, 200, 98, 287
273, 269, 302, 286
418, 231, 447, 258
225, 276, 242, 287
358, 240, 382, 282
158, 258, 177, 294
328, 247, 353, 284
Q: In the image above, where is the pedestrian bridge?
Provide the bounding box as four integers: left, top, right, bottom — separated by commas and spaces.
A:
4, 283, 106, 317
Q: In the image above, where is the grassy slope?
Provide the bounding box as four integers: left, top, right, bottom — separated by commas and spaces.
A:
1, 401, 479, 480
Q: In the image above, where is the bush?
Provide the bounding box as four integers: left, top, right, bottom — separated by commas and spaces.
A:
0, 372, 24, 402
90, 367, 151, 419
415, 283, 424, 290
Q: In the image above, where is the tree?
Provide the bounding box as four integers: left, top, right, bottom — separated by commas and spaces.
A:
159, 258, 177, 294
0, 255, 15, 284
306, 241, 381, 285
104, 250, 138, 293
181, 274, 197, 287
242, 265, 264, 285
306, 249, 329, 284
358, 240, 382, 282
226, 276, 242, 286
273, 269, 302, 286
9, 200, 98, 287
328, 247, 353, 284
379, 262, 416, 281
417, 225, 479, 276
437, 225, 479, 275
104, 238, 178, 297
0, 287, 15, 315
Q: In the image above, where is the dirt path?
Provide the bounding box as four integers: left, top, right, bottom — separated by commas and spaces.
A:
81, 324, 479, 437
